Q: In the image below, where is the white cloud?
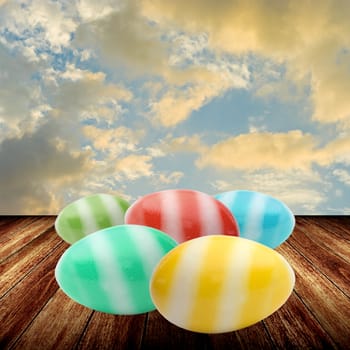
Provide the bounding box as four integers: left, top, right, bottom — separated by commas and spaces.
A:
211, 169, 329, 214
1, 0, 78, 53
333, 169, 350, 186
76, 0, 117, 22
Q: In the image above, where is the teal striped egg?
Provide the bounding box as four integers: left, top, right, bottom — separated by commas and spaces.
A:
215, 190, 295, 249
55, 193, 130, 244
55, 225, 178, 315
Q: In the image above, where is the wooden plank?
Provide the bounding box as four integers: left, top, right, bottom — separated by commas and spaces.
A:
1, 216, 349, 349
11, 290, 93, 350
301, 217, 350, 241
324, 216, 350, 227
0, 242, 65, 349
210, 321, 274, 349
276, 241, 350, 348
0, 227, 64, 298
296, 217, 350, 264
263, 292, 337, 349
287, 225, 350, 297
142, 311, 211, 349
77, 311, 146, 350
0, 217, 39, 241
0, 216, 19, 228
0, 216, 55, 262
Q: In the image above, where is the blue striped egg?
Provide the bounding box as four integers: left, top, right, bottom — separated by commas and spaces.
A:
215, 190, 295, 248
55, 225, 178, 315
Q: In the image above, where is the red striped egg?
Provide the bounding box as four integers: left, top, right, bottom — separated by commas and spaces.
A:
125, 189, 239, 243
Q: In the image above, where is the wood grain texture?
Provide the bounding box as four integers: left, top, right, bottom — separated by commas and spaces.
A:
77, 311, 146, 350
0, 216, 350, 349
11, 290, 93, 350
0, 216, 56, 262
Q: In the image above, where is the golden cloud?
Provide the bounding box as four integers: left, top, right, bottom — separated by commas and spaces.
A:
83, 125, 144, 158
142, 0, 350, 127
160, 130, 350, 172
197, 130, 317, 171
115, 154, 153, 180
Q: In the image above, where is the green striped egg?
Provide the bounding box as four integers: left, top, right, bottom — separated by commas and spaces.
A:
55, 225, 178, 315
55, 193, 130, 244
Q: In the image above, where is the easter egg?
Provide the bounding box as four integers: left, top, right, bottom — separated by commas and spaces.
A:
150, 235, 295, 334
55, 193, 130, 244
215, 190, 295, 248
55, 225, 178, 315
125, 189, 239, 243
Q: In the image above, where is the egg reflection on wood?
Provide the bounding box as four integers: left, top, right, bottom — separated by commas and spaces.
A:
125, 189, 240, 243
55, 225, 178, 315
215, 190, 295, 248
150, 235, 295, 334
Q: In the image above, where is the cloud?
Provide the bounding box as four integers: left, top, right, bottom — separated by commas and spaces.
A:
0, 121, 91, 214
333, 169, 350, 186
156, 171, 184, 185
75, 3, 251, 127
197, 130, 317, 171
310, 53, 350, 126
158, 130, 350, 173
149, 83, 224, 127
48, 64, 132, 123
147, 34, 250, 127
211, 168, 329, 214
317, 135, 350, 165
83, 124, 144, 158
76, 0, 116, 21
0, 44, 44, 138
1, 0, 77, 53
142, 0, 350, 127
75, 0, 167, 74
115, 154, 153, 180
159, 134, 205, 154
149, 63, 248, 127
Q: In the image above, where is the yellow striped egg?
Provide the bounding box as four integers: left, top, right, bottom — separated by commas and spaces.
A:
150, 235, 295, 333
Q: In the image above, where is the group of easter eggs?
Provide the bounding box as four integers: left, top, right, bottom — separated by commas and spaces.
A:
55, 189, 295, 334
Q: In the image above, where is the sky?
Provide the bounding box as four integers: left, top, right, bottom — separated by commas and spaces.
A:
0, 0, 350, 214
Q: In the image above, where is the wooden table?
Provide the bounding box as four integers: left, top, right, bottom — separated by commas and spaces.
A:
1, 216, 350, 349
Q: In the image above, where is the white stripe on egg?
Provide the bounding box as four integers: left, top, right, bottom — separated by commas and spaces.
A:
75, 198, 99, 236
160, 190, 182, 243
243, 193, 267, 242
220, 191, 238, 210
197, 192, 222, 235
88, 233, 135, 314
215, 238, 252, 330
100, 193, 124, 226
165, 238, 209, 329
128, 226, 166, 277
